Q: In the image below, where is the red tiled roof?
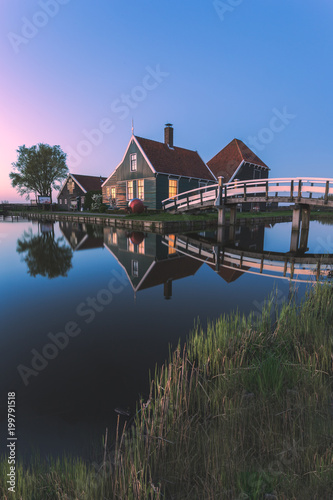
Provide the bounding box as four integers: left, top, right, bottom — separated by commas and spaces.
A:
207, 139, 269, 182
71, 174, 106, 192
135, 136, 215, 181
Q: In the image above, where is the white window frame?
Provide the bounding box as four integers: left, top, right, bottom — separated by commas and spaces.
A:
137, 179, 144, 200
131, 260, 139, 277
127, 180, 134, 201
130, 153, 137, 172
169, 178, 178, 198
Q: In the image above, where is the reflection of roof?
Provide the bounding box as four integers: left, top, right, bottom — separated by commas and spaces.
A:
207, 263, 246, 283
71, 174, 106, 192
59, 223, 104, 251
135, 136, 216, 181
75, 237, 104, 251
207, 138, 269, 182
137, 256, 203, 291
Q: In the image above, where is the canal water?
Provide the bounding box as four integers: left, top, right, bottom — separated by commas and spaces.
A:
0, 218, 332, 460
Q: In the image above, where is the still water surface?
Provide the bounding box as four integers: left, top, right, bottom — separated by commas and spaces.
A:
0, 218, 332, 459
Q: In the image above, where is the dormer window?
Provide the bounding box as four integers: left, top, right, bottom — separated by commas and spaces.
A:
130, 153, 137, 172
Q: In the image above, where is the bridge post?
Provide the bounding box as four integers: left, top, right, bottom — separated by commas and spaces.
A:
290, 204, 310, 253
217, 225, 226, 244
301, 205, 310, 231
299, 205, 310, 252
291, 205, 302, 231
299, 225, 309, 252
290, 230, 300, 253
290, 205, 302, 253
218, 208, 225, 226
213, 245, 220, 271
215, 176, 225, 226
229, 205, 237, 225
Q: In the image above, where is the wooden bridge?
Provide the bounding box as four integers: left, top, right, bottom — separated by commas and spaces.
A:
162, 234, 333, 284
162, 177, 333, 226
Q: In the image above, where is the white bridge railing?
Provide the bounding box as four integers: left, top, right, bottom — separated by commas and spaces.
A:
162, 177, 333, 211
162, 183, 218, 211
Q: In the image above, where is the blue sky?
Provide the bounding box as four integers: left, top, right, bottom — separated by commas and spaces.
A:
1, 0, 332, 201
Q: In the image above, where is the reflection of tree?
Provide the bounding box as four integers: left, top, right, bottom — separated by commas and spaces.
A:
17, 228, 73, 278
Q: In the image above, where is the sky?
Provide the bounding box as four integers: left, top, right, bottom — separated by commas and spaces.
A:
0, 0, 332, 202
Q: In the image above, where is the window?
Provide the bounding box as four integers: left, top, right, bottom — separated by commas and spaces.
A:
106, 187, 110, 197
65, 199, 68, 204
59, 199, 62, 205
127, 238, 144, 254
67, 179, 75, 194
108, 231, 118, 245
130, 153, 137, 172
137, 179, 144, 200
128, 240, 135, 252
169, 179, 178, 198
111, 187, 116, 199
131, 260, 139, 277
168, 234, 177, 255
138, 240, 145, 254
127, 181, 134, 200
254, 168, 261, 179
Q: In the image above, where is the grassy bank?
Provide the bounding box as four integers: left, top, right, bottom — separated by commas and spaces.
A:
1, 285, 332, 499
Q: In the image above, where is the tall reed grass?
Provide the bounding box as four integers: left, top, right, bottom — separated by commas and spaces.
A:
1, 285, 332, 499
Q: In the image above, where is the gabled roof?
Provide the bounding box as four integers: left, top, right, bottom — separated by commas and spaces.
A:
102, 134, 216, 186
71, 174, 106, 192
58, 174, 106, 197
135, 136, 216, 181
207, 139, 269, 183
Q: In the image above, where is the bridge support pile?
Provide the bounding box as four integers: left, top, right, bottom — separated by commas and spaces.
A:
290, 204, 310, 253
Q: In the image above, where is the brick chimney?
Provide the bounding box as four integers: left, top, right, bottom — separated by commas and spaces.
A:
164, 123, 174, 148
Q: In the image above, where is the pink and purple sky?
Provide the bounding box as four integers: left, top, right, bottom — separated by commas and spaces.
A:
1, 0, 332, 202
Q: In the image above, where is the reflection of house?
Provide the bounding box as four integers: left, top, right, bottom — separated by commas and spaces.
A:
59, 221, 104, 251
103, 228, 202, 298
208, 139, 270, 211
57, 174, 106, 211
102, 124, 216, 209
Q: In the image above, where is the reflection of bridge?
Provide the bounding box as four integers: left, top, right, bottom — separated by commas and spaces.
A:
162, 234, 333, 284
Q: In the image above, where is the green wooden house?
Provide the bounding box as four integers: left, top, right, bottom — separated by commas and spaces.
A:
102, 124, 216, 209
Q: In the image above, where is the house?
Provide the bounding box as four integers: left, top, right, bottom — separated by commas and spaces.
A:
207, 138, 270, 211
207, 138, 269, 183
57, 174, 106, 211
102, 124, 216, 210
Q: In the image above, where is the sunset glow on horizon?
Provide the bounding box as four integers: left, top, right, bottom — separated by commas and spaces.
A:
1, 0, 332, 202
